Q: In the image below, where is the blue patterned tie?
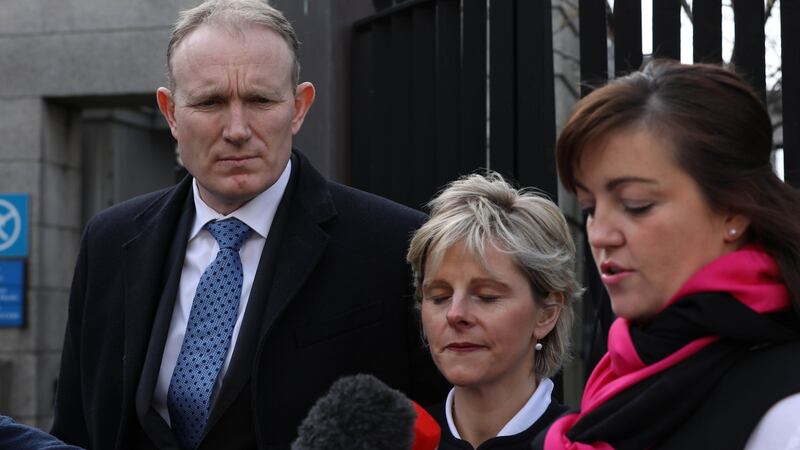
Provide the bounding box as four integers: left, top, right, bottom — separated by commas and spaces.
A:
167, 218, 251, 450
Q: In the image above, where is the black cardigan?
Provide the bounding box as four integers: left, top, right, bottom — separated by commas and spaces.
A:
430, 399, 568, 450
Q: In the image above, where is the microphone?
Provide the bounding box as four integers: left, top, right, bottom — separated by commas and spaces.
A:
291, 374, 440, 450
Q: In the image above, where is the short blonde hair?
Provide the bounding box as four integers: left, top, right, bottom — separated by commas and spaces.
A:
167, 0, 301, 89
407, 172, 581, 379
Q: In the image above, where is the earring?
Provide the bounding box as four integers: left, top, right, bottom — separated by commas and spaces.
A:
729, 228, 737, 236
535, 342, 543, 351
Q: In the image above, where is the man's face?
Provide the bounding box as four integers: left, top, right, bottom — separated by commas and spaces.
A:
158, 24, 314, 214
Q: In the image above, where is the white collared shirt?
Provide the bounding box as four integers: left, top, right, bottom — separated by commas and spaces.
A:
153, 160, 292, 425
745, 392, 800, 450
445, 378, 554, 439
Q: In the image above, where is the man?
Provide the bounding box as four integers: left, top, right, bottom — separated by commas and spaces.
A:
51, 1, 446, 448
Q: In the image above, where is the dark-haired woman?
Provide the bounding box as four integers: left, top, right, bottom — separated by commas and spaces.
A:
540, 60, 800, 449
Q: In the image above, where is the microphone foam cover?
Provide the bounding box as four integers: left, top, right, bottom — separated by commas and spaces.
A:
292, 374, 416, 450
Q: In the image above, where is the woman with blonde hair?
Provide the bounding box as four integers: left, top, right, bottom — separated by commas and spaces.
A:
407, 172, 580, 450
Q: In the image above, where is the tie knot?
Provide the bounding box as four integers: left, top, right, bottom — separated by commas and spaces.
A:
206, 218, 251, 251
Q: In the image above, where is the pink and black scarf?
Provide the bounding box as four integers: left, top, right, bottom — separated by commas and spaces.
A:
541, 245, 800, 449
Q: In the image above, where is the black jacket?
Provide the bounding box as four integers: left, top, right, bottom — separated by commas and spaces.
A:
51, 151, 448, 449
431, 399, 567, 450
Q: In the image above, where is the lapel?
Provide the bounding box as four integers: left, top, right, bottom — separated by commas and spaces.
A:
204, 151, 337, 431
134, 188, 195, 447
256, 150, 337, 342
119, 176, 193, 443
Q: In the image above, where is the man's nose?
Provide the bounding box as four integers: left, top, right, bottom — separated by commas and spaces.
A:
223, 102, 252, 144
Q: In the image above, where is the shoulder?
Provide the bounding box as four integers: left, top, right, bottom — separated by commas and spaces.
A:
710, 339, 800, 417
745, 392, 800, 450
0, 416, 82, 450
321, 181, 426, 249
541, 400, 570, 424
427, 401, 447, 430
736, 341, 800, 448
84, 180, 188, 238
523, 400, 569, 442
727, 339, 800, 390
86, 186, 171, 227
428, 399, 569, 450
424, 402, 471, 450
665, 339, 800, 447
327, 181, 426, 226
291, 150, 425, 234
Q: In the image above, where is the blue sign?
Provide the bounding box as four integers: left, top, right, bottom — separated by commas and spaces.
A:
0, 193, 28, 258
0, 259, 24, 327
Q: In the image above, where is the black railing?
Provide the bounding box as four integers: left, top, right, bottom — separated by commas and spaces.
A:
782, 1, 799, 183
352, 0, 799, 382
352, 0, 557, 211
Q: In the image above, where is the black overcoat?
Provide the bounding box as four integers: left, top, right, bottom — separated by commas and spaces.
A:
51, 151, 447, 449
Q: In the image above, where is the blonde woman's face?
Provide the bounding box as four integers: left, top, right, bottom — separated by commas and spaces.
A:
420, 241, 551, 390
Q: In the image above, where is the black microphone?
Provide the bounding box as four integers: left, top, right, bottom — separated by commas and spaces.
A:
291, 374, 419, 450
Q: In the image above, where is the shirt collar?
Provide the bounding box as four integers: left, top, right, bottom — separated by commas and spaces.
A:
445, 377, 554, 439
497, 377, 553, 436
189, 158, 292, 240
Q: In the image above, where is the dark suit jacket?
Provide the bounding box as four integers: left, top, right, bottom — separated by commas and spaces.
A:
51, 151, 448, 449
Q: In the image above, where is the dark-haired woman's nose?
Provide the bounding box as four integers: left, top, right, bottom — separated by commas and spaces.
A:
586, 211, 624, 252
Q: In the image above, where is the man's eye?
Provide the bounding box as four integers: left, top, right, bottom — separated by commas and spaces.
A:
477, 295, 499, 303
194, 99, 221, 107
581, 206, 595, 218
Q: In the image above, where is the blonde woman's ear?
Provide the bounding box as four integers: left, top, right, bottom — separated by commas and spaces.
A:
534, 293, 563, 339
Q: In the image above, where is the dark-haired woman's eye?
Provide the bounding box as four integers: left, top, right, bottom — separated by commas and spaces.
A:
581, 206, 595, 218
624, 203, 654, 216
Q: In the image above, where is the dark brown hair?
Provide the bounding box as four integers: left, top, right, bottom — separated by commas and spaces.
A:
557, 59, 800, 314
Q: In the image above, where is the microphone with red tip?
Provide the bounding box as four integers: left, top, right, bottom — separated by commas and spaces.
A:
291, 374, 441, 450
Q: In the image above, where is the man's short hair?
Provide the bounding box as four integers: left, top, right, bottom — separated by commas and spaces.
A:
167, 0, 301, 89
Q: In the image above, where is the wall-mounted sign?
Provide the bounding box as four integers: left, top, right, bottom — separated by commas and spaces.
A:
0, 259, 24, 327
0, 194, 28, 258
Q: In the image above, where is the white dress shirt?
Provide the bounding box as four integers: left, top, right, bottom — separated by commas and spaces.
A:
153, 160, 292, 425
745, 392, 800, 450
445, 378, 554, 439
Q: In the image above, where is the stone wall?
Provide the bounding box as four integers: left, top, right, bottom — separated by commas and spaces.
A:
0, 0, 374, 428
0, 0, 586, 427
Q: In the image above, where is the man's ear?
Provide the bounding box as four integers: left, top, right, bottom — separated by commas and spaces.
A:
291, 81, 316, 135
534, 293, 563, 340
157, 87, 179, 139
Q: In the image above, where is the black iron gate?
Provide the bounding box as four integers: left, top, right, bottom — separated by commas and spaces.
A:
352, 0, 558, 210
351, 0, 800, 385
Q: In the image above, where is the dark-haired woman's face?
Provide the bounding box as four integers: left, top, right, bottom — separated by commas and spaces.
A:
574, 129, 742, 321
